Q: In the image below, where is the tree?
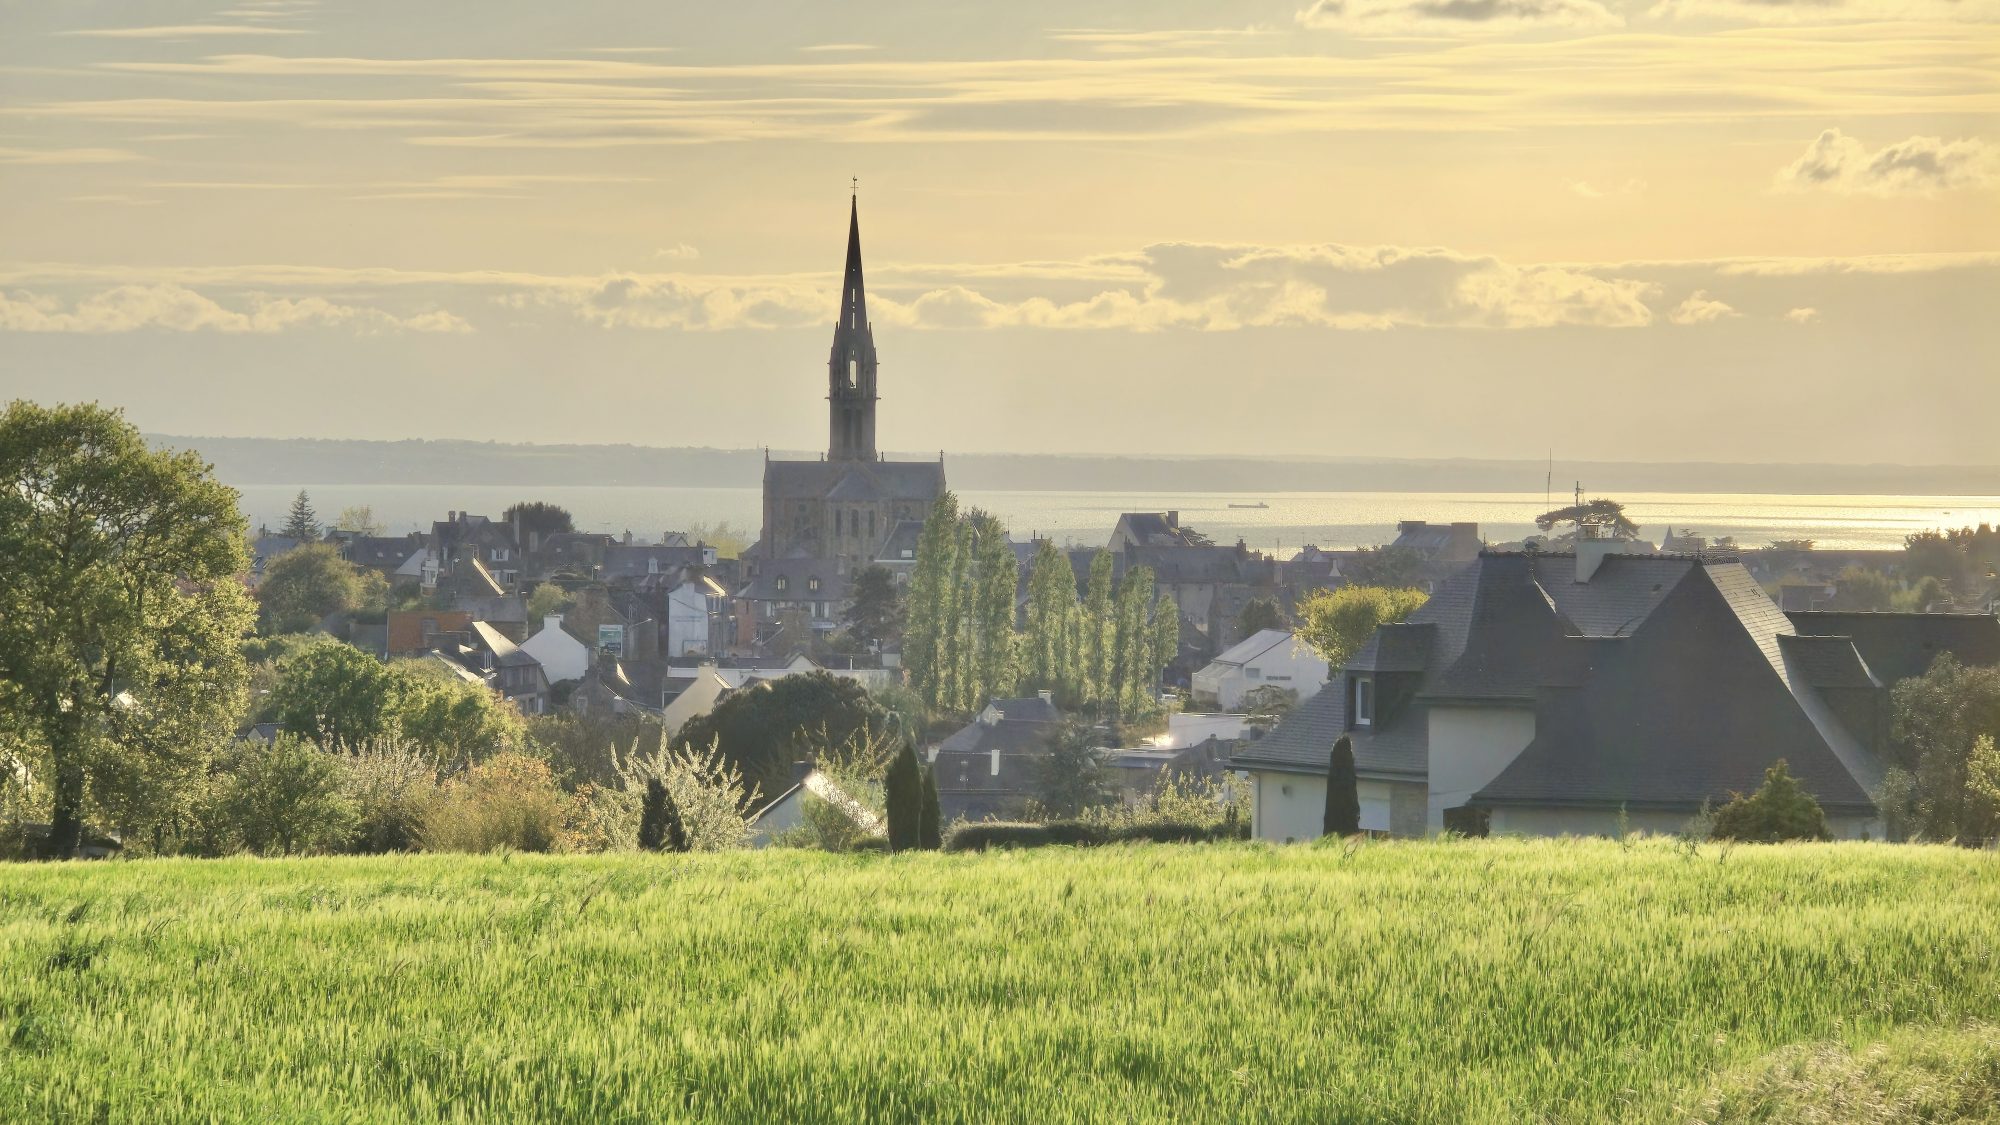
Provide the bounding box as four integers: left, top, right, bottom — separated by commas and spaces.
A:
217, 734, 356, 856
1025, 541, 1078, 698
619, 734, 760, 852
0, 402, 255, 857
281, 490, 320, 542
919, 764, 943, 850
1709, 760, 1831, 842
1036, 722, 1114, 818
258, 543, 386, 634
843, 565, 904, 649
1535, 497, 1639, 541
1888, 655, 2000, 842
682, 520, 750, 560
885, 741, 923, 852
334, 506, 383, 537
1323, 735, 1360, 836
1242, 684, 1299, 725
1341, 546, 1427, 589
1081, 550, 1117, 707
1830, 566, 1897, 612
269, 643, 404, 750
1903, 529, 1966, 587
1296, 586, 1430, 669
972, 512, 1021, 708
670, 671, 889, 803
392, 661, 524, 771
638, 777, 688, 852
501, 501, 575, 543
526, 583, 573, 626
1236, 597, 1283, 638
901, 493, 961, 709
902, 497, 1019, 714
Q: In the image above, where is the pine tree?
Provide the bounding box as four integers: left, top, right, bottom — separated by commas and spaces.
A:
281, 489, 319, 543
885, 741, 923, 852
919, 764, 943, 851
1324, 735, 1360, 836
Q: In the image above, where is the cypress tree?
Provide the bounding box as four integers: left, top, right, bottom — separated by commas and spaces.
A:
885, 741, 923, 852
919, 764, 943, 851
1324, 735, 1361, 837
281, 489, 319, 542
638, 778, 669, 851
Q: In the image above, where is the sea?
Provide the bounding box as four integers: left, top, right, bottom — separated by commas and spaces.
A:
231, 484, 2000, 554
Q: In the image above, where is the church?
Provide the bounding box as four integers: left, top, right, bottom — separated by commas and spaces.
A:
755, 196, 947, 571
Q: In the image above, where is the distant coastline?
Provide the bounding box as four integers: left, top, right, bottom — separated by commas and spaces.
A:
150, 434, 2000, 498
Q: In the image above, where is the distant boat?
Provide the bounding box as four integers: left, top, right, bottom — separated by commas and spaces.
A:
1228, 501, 1269, 509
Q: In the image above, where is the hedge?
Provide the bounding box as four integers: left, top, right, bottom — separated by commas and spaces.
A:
942, 818, 1244, 852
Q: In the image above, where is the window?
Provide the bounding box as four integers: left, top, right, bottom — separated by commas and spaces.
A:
808, 576, 821, 592
776, 576, 789, 593
1353, 676, 1374, 727
1245, 667, 1262, 681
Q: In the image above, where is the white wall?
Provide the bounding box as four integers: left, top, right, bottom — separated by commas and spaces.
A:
1426, 706, 1537, 831
1248, 771, 1392, 843
665, 583, 711, 658
1193, 640, 1328, 711
519, 616, 589, 684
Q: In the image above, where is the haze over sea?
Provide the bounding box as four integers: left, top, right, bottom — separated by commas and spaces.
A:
232, 485, 2000, 554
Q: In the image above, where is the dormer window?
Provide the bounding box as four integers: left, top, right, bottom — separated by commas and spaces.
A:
1352, 676, 1374, 728
808, 576, 822, 593
776, 576, 789, 593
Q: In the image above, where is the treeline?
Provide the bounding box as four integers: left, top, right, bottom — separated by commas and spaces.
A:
900, 493, 1177, 718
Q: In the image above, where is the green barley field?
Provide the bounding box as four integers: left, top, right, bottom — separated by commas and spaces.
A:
3, 838, 1997, 1123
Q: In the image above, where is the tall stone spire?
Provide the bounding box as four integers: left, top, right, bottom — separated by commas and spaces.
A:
827, 192, 878, 462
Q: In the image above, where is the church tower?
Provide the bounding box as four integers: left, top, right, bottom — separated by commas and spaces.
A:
827, 195, 878, 462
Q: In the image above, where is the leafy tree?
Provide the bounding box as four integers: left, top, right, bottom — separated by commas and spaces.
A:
902, 497, 1019, 713
919, 764, 943, 851
1151, 593, 1181, 691
1323, 734, 1360, 836
502, 501, 575, 542
1709, 760, 1831, 842
1036, 722, 1114, 818
1896, 575, 1951, 613
340, 739, 437, 853
619, 734, 760, 851
281, 489, 320, 543
1341, 545, 1427, 589
525, 583, 573, 626
526, 709, 656, 791
1296, 586, 1430, 669
901, 493, 960, 708
218, 734, 357, 856
334, 506, 383, 536
1963, 735, 2000, 847
1888, 655, 2000, 842
392, 660, 524, 771
1025, 541, 1078, 698
1830, 566, 1898, 612
972, 512, 1021, 707
0, 402, 255, 857
258, 543, 387, 634
1081, 550, 1117, 707
269, 643, 404, 750
1242, 684, 1299, 724
885, 741, 923, 852
682, 520, 750, 560
1236, 597, 1283, 637
671, 671, 889, 803
1535, 497, 1639, 541
1113, 564, 1158, 716
842, 565, 904, 649
1902, 529, 1966, 587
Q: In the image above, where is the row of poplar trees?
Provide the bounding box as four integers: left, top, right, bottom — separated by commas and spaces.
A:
903, 492, 1179, 718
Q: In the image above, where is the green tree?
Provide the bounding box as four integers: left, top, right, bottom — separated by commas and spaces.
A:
671, 671, 890, 803
842, 564, 904, 649
270, 643, 404, 750
1535, 497, 1639, 541
217, 734, 356, 855
919, 764, 943, 850
1113, 565, 1158, 716
0, 402, 255, 857
682, 520, 750, 560
1081, 550, 1117, 707
1236, 597, 1283, 638
1963, 735, 2000, 847
501, 501, 575, 542
1323, 734, 1360, 837
1889, 655, 2000, 842
1036, 722, 1114, 818
281, 489, 320, 542
258, 543, 387, 634
1151, 593, 1181, 694
1296, 586, 1430, 669
526, 583, 573, 626
334, 506, 383, 536
1830, 566, 1897, 611
902, 492, 961, 709
1341, 545, 1427, 589
1902, 529, 1966, 587
1025, 541, 1079, 698
902, 497, 1020, 714
392, 662, 524, 771
972, 512, 1020, 708
885, 741, 923, 852
1709, 760, 1831, 842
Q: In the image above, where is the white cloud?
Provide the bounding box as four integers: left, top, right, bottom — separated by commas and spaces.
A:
1566, 178, 1646, 198
1647, 0, 1999, 22
1668, 290, 1737, 324
0, 284, 467, 334
1777, 129, 1999, 195
655, 243, 701, 260
1298, 0, 1622, 33
0, 146, 144, 165
1786, 306, 1819, 322
59, 24, 311, 38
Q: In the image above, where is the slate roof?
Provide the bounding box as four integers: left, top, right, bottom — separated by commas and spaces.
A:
763, 459, 946, 502
737, 558, 850, 603
936, 718, 1056, 758
346, 535, 424, 571
1785, 611, 2000, 686
875, 519, 925, 563
1230, 682, 1428, 779
600, 543, 705, 581
1208, 629, 1294, 668
1348, 622, 1433, 673
471, 621, 540, 668
986, 695, 1062, 724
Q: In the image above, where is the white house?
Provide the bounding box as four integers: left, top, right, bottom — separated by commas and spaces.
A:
660, 665, 732, 736
519, 614, 591, 684
664, 575, 726, 658
1191, 629, 1328, 711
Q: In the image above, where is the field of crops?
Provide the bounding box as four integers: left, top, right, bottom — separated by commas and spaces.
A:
2, 837, 1997, 1122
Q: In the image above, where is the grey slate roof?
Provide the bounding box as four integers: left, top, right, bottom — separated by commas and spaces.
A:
738, 558, 849, 603
987, 695, 1062, 724
346, 535, 423, 571
1230, 682, 1428, 779
1785, 611, 2000, 686
764, 459, 946, 502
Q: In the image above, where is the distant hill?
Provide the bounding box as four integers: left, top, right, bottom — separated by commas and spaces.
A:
147, 435, 2000, 497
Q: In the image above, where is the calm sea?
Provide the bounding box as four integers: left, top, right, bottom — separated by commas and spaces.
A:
231, 484, 2000, 553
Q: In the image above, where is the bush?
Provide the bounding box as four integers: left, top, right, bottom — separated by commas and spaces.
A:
217, 735, 357, 856
942, 817, 1240, 851
341, 740, 438, 853
421, 753, 568, 853
615, 736, 760, 852
945, 822, 1063, 851
1710, 760, 1832, 843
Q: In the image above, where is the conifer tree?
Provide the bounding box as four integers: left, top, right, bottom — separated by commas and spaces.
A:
281, 489, 319, 543
638, 778, 669, 850
885, 741, 923, 852
1324, 735, 1360, 837
919, 764, 943, 851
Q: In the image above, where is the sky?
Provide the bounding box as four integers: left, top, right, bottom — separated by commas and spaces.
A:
0, 0, 1995, 464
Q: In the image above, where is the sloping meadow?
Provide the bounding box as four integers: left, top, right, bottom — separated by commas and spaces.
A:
1, 838, 1996, 1122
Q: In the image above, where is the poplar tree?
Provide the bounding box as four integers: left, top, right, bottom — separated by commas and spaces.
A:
902, 492, 960, 708
1081, 550, 1116, 707
1114, 565, 1155, 716
1151, 592, 1181, 697
972, 511, 1019, 705
1024, 540, 1074, 697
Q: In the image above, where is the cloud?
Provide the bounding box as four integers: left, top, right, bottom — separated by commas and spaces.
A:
59, 24, 311, 38
1647, 0, 1998, 22
1667, 290, 1737, 324
1298, 0, 1622, 33
1776, 129, 1999, 195
0, 146, 143, 165
0, 284, 467, 334
1566, 178, 1647, 198
799, 43, 877, 52
1785, 306, 1819, 322
656, 244, 701, 260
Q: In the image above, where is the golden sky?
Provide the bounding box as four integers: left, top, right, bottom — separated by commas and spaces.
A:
1, 0, 1995, 461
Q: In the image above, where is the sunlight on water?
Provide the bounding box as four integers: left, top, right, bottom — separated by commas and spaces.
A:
232, 484, 2000, 553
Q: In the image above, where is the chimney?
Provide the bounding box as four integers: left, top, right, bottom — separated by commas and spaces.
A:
991, 741, 1001, 778
1166, 510, 1179, 527
544, 614, 564, 633
1037, 689, 1053, 704
1575, 538, 1629, 583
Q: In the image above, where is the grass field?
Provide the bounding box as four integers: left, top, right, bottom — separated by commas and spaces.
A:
2, 838, 1997, 1123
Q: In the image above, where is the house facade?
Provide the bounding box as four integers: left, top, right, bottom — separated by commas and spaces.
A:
1190, 628, 1328, 710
